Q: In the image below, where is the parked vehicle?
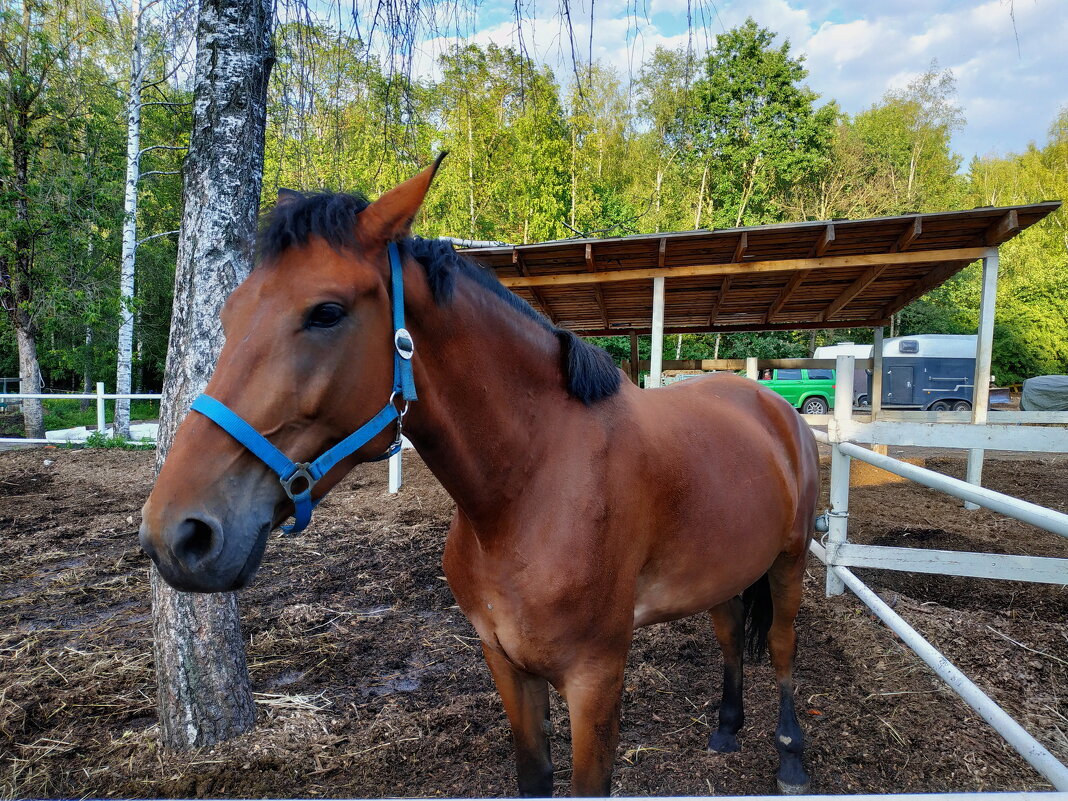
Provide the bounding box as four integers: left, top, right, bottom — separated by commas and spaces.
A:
758, 368, 836, 414
864, 334, 977, 411
813, 342, 872, 405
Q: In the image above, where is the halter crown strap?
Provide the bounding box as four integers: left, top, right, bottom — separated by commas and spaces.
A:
190, 241, 415, 535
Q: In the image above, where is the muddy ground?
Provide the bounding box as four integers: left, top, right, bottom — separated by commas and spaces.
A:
1, 447, 1066, 798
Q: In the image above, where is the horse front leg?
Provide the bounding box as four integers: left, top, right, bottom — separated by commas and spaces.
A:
482, 644, 554, 797
560, 656, 627, 797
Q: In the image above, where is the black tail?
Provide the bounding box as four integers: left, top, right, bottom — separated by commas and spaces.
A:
742, 573, 773, 661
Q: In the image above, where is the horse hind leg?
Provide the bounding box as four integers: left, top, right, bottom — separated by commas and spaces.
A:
766, 552, 811, 795
707, 597, 745, 753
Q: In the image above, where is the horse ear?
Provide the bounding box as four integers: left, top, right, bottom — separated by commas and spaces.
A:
359, 152, 447, 245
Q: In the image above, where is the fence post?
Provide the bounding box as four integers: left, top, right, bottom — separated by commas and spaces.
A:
966, 247, 998, 510
388, 449, 403, 494
745, 356, 758, 380
648, 276, 665, 388
96, 382, 106, 435
825, 354, 855, 596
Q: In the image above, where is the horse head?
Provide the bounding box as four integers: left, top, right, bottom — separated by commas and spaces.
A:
139, 156, 444, 593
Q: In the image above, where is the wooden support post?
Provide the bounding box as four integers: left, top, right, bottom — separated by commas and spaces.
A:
745, 357, 758, 380
966, 248, 999, 509
628, 333, 640, 386
648, 277, 665, 388
826, 355, 856, 597
871, 326, 887, 456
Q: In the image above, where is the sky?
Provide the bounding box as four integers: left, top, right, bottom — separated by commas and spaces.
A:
387, 0, 1068, 165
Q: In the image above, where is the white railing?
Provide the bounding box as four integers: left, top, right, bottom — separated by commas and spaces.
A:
810, 354, 1068, 790
0, 382, 161, 445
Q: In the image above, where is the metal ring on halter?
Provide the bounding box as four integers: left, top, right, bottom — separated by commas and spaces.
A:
281, 462, 315, 500
389, 391, 411, 419
394, 328, 415, 360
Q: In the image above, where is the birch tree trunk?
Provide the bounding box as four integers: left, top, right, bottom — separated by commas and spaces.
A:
151, 0, 274, 751
115, 0, 145, 440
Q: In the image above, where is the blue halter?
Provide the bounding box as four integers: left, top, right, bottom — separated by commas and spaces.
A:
189, 241, 417, 534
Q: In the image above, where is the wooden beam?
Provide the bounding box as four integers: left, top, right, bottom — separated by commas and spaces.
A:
984, 209, 1020, 246
566, 318, 892, 337
658, 237, 667, 269
732, 231, 748, 263
497, 247, 989, 288
766, 270, 809, 323
893, 217, 922, 252
513, 249, 556, 323
707, 275, 732, 326
584, 243, 609, 328
880, 260, 964, 319
810, 224, 835, 257
628, 333, 640, 385
822, 265, 886, 321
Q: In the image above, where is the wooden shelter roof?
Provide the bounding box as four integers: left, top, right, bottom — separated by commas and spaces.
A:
460, 202, 1060, 335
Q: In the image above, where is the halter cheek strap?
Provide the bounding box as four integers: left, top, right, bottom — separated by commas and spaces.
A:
189, 241, 416, 535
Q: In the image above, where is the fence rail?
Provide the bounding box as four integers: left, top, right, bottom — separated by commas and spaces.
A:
0, 384, 161, 445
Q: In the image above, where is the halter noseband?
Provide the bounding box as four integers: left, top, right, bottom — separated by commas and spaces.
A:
189, 241, 417, 534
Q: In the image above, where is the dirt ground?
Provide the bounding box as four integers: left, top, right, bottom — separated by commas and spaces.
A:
1, 446, 1066, 799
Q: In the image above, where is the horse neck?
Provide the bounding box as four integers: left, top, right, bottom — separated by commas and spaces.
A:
402, 271, 568, 528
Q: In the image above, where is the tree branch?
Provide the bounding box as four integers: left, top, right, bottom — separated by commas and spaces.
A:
136, 229, 180, 246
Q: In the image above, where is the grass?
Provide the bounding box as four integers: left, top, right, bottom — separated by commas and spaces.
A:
0, 399, 160, 438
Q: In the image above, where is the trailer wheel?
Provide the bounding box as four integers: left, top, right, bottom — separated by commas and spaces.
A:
857, 394, 870, 407
801, 397, 828, 415
930, 400, 951, 411
952, 400, 971, 411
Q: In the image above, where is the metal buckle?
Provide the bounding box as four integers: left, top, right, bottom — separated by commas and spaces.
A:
394, 328, 415, 360
280, 462, 315, 500
388, 391, 411, 420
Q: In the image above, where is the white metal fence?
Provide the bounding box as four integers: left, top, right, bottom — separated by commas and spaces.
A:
811, 354, 1068, 791
0, 383, 161, 445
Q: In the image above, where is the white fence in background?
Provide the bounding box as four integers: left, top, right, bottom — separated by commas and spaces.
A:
0, 383, 161, 445
810, 354, 1068, 791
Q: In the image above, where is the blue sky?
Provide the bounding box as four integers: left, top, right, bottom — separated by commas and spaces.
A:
397, 0, 1067, 165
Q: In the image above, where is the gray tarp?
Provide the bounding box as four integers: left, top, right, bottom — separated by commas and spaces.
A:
1021, 375, 1068, 411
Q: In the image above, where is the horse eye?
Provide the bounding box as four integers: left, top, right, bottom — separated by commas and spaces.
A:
305, 303, 346, 329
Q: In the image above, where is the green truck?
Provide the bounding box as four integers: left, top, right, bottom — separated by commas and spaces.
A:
757, 368, 836, 414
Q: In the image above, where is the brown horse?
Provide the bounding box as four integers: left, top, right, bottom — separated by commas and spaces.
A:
140, 159, 821, 797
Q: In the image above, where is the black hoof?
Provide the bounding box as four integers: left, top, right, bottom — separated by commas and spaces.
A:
776, 777, 811, 795
707, 730, 741, 753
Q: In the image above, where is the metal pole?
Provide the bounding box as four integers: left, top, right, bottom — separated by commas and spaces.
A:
96, 382, 106, 435
833, 564, 1068, 790
388, 449, 402, 494
648, 276, 665, 388
966, 248, 998, 509
825, 355, 856, 596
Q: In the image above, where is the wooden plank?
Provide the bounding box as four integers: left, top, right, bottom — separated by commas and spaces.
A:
628, 333, 640, 385
766, 271, 809, 322
566, 318, 891, 336
879, 258, 975, 319
584, 243, 609, 328
811, 223, 835, 257
836, 418, 1068, 453
497, 247, 990, 288
513, 249, 556, 323
893, 217, 922, 252
732, 231, 747, 263
707, 276, 731, 326
984, 209, 1020, 246
821, 265, 887, 320
658, 237, 667, 269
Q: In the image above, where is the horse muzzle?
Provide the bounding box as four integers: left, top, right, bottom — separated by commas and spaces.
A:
139, 507, 271, 593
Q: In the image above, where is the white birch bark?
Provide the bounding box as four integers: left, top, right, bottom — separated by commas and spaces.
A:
151, 0, 274, 750
115, 0, 144, 440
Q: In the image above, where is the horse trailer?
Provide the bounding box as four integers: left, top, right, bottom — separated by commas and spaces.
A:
865, 334, 979, 411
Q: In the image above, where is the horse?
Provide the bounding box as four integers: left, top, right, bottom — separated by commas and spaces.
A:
139, 157, 821, 797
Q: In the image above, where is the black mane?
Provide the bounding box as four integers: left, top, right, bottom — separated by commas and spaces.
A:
259, 191, 621, 405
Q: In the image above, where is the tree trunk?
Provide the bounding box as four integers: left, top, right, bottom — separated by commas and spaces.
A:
115, 0, 145, 440
152, 0, 273, 751
694, 162, 708, 229
15, 311, 44, 438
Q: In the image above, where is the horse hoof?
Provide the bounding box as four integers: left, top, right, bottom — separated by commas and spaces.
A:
776, 778, 811, 795
707, 732, 741, 753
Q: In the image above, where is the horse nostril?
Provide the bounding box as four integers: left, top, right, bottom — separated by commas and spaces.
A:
173, 517, 222, 569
